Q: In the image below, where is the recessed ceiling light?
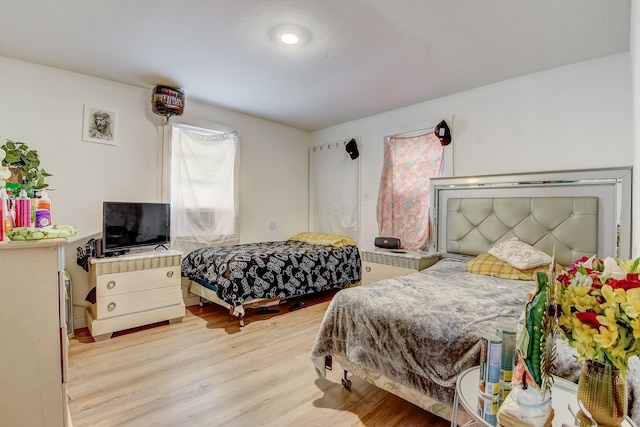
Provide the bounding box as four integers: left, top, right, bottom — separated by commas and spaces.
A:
270, 24, 310, 47
280, 33, 300, 45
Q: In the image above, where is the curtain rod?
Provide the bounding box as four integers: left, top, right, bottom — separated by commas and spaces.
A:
389, 127, 434, 138
175, 123, 238, 139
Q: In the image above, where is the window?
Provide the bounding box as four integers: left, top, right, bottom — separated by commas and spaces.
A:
309, 139, 359, 241
170, 124, 239, 253
376, 132, 444, 250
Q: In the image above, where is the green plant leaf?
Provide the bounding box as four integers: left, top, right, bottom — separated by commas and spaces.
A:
5, 153, 20, 163
1, 139, 51, 189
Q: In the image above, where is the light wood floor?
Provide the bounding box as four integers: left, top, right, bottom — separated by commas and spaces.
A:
68, 291, 450, 427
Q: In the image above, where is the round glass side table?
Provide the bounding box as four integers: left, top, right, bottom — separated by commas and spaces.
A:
451, 366, 637, 427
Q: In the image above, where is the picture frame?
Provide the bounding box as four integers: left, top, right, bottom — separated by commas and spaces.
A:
82, 105, 118, 145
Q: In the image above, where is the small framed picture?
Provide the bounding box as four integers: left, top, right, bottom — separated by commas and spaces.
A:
83, 105, 118, 145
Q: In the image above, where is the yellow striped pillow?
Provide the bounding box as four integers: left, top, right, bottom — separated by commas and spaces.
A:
288, 232, 356, 247
467, 252, 561, 281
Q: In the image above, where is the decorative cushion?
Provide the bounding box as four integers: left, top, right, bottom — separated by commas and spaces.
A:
467, 252, 561, 281
288, 232, 356, 247
488, 238, 552, 270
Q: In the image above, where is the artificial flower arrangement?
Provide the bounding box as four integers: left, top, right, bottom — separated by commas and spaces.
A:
557, 255, 640, 375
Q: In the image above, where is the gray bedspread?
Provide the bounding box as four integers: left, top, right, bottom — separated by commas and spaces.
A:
310, 258, 640, 424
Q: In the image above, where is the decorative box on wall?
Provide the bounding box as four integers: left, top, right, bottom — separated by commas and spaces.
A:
360, 248, 440, 285
85, 250, 185, 341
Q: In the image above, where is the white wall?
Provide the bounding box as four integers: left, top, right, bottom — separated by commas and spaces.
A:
632, 0, 640, 258
312, 53, 633, 249
0, 56, 310, 329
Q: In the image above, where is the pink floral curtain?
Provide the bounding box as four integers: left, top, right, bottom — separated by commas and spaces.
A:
376, 132, 444, 250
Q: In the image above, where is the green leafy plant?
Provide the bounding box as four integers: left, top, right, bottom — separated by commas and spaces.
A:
1, 139, 52, 191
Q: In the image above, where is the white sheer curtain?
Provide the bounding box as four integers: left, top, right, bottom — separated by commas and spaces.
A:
170, 124, 239, 253
309, 139, 359, 241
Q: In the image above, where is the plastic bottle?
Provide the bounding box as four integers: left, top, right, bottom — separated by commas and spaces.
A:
498, 319, 517, 403
38, 190, 51, 211
35, 190, 52, 227
30, 198, 37, 227
15, 188, 31, 228
2, 188, 14, 233
479, 330, 502, 398
35, 209, 51, 228
1, 188, 8, 234
0, 191, 3, 242
5, 188, 12, 209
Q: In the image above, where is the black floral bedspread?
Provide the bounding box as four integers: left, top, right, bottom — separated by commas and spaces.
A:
181, 240, 361, 310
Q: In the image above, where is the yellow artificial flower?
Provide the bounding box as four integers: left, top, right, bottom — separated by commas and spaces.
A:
563, 285, 599, 312
617, 258, 637, 273
559, 311, 583, 330
601, 284, 626, 306
571, 324, 598, 360
630, 317, 640, 339
595, 326, 618, 349
594, 308, 619, 348
610, 341, 628, 360
597, 307, 619, 331
622, 288, 640, 319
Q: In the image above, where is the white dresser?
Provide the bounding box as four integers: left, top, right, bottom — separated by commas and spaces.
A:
360, 248, 440, 285
85, 250, 185, 341
0, 239, 72, 427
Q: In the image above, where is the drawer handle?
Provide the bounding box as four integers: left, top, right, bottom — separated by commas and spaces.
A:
107, 302, 116, 312
106, 280, 116, 290
365, 266, 371, 272
167, 270, 174, 278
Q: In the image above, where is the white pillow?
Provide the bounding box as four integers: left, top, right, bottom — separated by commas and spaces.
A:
488, 238, 552, 270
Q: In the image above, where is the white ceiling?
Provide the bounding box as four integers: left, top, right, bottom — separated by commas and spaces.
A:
0, 0, 631, 131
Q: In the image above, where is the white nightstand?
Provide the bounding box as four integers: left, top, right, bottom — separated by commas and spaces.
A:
359, 248, 440, 285
85, 249, 185, 341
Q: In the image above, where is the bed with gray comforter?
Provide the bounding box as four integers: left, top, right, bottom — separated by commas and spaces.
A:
310, 257, 640, 425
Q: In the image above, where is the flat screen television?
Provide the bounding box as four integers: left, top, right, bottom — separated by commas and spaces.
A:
102, 201, 170, 254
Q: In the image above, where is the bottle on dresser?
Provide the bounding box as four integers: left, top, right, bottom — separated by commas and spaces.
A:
0, 191, 3, 241
2, 188, 14, 233
35, 190, 51, 228
14, 188, 30, 228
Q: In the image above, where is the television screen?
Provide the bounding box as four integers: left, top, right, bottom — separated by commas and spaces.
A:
102, 202, 170, 253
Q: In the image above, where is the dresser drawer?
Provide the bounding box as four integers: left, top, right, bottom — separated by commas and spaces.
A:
95, 266, 180, 297
92, 285, 183, 319
361, 261, 417, 285
87, 250, 185, 340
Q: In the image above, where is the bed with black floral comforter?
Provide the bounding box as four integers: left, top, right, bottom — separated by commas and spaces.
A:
181, 240, 361, 312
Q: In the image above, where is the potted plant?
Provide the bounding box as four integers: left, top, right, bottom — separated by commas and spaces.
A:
0, 139, 52, 194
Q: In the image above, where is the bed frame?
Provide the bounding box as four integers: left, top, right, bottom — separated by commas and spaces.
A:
182, 239, 361, 326
324, 167, 632, 424
185, 278, 284, 326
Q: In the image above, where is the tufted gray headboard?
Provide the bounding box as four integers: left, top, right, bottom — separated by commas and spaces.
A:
445, 197, 597, 267
429, 168, 631, 264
